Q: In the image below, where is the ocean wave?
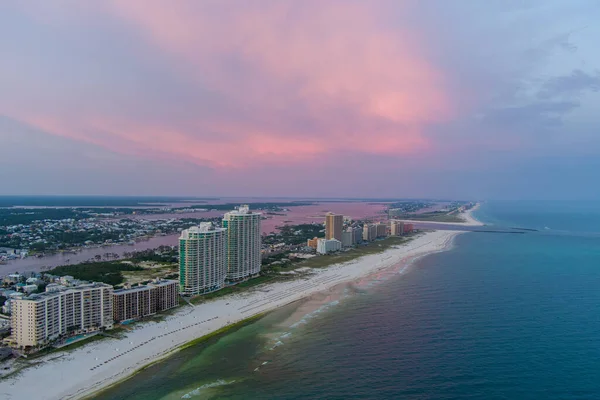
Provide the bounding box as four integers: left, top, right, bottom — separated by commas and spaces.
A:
289, 300, 341, 329
181, 379, 236, 398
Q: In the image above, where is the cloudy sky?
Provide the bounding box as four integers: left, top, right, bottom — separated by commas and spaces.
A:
1, 0, 599, 199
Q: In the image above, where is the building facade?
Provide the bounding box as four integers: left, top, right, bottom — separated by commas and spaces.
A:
362, 224, 378, 242
223, 205, 262, 282
376, 222, 388, 238
341, 231, 354, 247
390, 220, 405, 236
11, 283, 113, 348
179, 223, 227, 296
325, 213, 344, 241
307, 237, 319, 249
113, 279, 178, 322
351, 226, 362, 244
316, 238, 342, 254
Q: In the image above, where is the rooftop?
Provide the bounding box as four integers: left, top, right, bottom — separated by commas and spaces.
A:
113, 279, 178, 295
180, 222, 227, 238
16, 282, 112, 302
224, 204, 261, 216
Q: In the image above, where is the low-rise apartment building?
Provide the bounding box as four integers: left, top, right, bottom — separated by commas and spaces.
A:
307, 237, 319, 249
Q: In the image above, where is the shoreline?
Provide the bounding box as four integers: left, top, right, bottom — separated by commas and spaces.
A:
397, 204, 483, 227
1, 211, 480, 400
82, 312, 269, 400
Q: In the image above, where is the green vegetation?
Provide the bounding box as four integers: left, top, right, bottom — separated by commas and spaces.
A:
122, 247, 178, 263
35, 248, 178, 286
261, 252, 294, 269
172, 201, 314, 212
395, 212, 465, 223
0, 208, 82, 227
387, 201, 433, 213
264, 223, 324, 246
47, 262, 145, 286
0, 196, 213, 208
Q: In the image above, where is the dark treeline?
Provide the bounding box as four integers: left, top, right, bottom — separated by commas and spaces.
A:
0, 196, 214, 207
47, 262, 144, 286
171, 201, 314, 211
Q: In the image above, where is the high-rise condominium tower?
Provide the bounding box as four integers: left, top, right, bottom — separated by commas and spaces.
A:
222, 205, 262, 282
325, 212, 344, 241
179, 222, 227, 296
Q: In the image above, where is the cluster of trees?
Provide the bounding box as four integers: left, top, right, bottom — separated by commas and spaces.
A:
387, 201, 433, 216
0, 208, 83, 226
46, 246, 178, 286
172, 201, 314, 212
48, 261, 145, 286
264, 223, 324, 246
122, 246, 178, 263
0, 235, 22, 249
0, 196, 211, 208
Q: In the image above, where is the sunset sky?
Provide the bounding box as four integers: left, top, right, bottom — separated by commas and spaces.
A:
1, 0, 599, 199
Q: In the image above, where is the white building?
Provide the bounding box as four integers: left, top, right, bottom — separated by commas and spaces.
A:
3, 274, 21, 284
26, 277, 42, 285
59, 276, 75, 286
347, 227, 362, 245
362, 224, 378, 241
45, 283, 66, 293
316, 239, 342, 254
11, 283, 113, 348
179, 223, 227, 296
341, 231, 354, 247
223, 205, 262, 282
21, 285, 38, 294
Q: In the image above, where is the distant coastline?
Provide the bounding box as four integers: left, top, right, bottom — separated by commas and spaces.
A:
2, 205, 480, 400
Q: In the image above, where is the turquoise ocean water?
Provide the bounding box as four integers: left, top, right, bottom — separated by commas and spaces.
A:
95, 201, 600, 400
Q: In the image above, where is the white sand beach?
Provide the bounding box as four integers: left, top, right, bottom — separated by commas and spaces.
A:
0, 210, 481, 400
462, 204, 483, 226
396, 204, 484, 227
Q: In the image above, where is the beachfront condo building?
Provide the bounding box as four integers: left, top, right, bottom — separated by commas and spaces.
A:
390, 220, 405, 236
223, 205, 262, 282
341, 231, 354, 247
113, 279, 179, 322
351, 226, 363, 244
316, 238, 342, 254
11, 283, 113, 348
179, 223, 227, 296
325, 212, 344, 241
376, 222, 388, 238
363, 224, 378, 241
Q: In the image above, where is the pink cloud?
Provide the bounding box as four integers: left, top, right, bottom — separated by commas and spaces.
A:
7, 1, 456, 169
